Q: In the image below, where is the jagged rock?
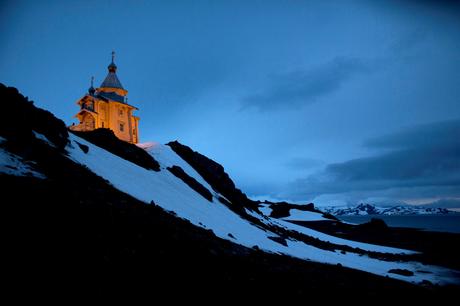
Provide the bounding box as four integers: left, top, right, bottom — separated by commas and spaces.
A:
167, 140, 258, 214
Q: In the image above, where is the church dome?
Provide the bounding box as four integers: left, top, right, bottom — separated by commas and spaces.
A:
108, 51, 117, 73
108, 61, 117, 73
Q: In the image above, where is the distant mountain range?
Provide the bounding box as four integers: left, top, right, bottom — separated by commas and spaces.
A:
322, 203, 453, 216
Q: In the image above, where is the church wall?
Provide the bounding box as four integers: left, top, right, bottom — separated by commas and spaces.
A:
107, 102, 134, 143
131, 116, 140, 144
72, 96, 139, 143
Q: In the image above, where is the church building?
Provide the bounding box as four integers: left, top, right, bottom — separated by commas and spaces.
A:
70, 52, 140, 143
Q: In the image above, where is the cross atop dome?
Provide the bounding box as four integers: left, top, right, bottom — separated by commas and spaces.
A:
88, 76, 95, 94
108, 51, 117, 73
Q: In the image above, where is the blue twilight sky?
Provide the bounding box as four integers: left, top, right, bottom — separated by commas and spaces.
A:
1, 0, 460, 206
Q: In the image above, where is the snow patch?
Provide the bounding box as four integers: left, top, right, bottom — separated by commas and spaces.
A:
33, 131, 56, 148
281, 210, 329, 222
0, 147, 46, 179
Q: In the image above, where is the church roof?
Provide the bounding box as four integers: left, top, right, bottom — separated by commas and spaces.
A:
100, 72, 124, 89
97, 91, 125, 103
100, 51, 124, 89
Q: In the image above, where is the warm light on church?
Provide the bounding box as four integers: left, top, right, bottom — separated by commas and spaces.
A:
69, 52, 140, 143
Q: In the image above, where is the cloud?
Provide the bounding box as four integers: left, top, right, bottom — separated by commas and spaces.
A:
241, 56, 379, 111
420, 198, 460, 208
364, 119, 460, 150
288, 119, 460, 200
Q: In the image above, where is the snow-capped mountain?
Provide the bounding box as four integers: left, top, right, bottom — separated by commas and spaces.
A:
323, 203, 452, 216
1, 84, 459, 296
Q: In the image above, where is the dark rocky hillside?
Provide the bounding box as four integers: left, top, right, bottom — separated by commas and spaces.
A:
1, 83, 459, 301
0, 84, 68, 150
167, 140, 259, 213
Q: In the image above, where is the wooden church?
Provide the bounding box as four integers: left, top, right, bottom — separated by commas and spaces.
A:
69, 52, 140, 143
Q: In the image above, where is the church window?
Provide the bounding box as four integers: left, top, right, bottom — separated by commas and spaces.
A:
119, 109, 123, 116
87, 101, 94, 111
119, 123, 124, 132
101, 122, 105, 128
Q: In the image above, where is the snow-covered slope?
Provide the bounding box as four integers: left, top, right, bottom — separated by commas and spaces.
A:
324, 203, 452, 216
64, 134, 457, 285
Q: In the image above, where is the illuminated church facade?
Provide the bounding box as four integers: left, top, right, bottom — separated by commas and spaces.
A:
70, 52, 140, 143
